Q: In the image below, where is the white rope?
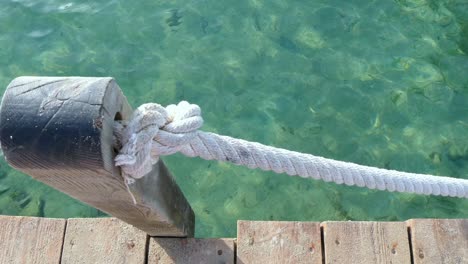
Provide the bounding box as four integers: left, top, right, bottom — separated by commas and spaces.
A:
114, 101, 468, 199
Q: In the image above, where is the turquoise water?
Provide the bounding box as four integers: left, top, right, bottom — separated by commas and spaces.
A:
1, 0, 468, 237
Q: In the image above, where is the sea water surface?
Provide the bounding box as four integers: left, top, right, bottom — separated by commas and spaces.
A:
0, 0, 467, 237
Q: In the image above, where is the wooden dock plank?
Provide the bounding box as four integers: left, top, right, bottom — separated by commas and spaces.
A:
0, 215, 66, 264
322, 221, 411, 264
236, 220, 322, 264
408, 219, 468, 264
61, 218, 147, 264
148, 238, 234, 263
1, 215, 467, 263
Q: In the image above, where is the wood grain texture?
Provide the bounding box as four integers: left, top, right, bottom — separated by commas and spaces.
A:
408, 219, 468, 264
322, 221, 411, 264
0, 77, 194, 236
237, 220, 322, 264
61, 218, 147, 264
0, 215, 66, 264
148, 237, 234, 264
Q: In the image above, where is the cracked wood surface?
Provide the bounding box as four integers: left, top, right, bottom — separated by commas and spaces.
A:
0, 215, 66, 264
62, 218, 147, 264
0, 77, 194, 236
148, 238, 235, 263
237, 221, 322, 264
408, 219, 468, 264
322, 221, 411, 264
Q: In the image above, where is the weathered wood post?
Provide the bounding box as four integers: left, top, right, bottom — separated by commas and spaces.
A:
0, 76, 194, 237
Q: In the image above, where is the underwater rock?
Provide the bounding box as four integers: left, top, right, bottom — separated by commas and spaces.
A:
297, 123, 322, 138
278, 36, 300, 53
224, 198, 240, 216
38, 198, 46, 217
407, 60, 443, 90
0, 185, 9, 195
241, 190, 259, 209
200, 17, 222, 34
439, 56, 468, 92
422, 83, 453, 104
447, 144, 468, 161
324, 51, 369, 81
429, 152, 442, 164
18, 196, 31, 208
296, 27, 325, 49
9, 189, 31, 209
322, 134, 339, 154
166, 9, 182, 31
391, 90, 407, 106
27, 29, 53, 38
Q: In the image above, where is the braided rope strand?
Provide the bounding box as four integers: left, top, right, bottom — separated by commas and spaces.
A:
115, 101, 468, 198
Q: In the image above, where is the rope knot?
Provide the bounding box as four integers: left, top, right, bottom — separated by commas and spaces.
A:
115, 101, 203, 181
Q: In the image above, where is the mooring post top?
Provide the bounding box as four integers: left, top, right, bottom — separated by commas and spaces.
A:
0, 76, 195, 237
0, 76, 125, 172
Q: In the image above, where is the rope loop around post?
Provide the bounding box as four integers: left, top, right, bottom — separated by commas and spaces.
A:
115, 101, 203, 182
114, 101, 468, 199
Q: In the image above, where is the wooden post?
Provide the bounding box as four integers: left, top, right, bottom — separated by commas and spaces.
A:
0, 76, 194, 237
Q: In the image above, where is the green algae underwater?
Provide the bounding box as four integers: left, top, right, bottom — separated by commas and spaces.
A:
0, 0, 467, 237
